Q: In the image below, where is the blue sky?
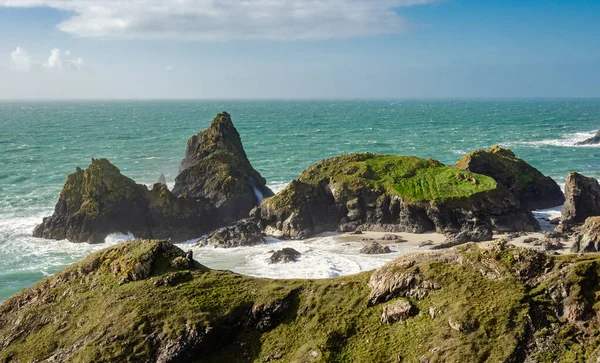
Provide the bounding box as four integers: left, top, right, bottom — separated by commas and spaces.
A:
0, 0, 599, 99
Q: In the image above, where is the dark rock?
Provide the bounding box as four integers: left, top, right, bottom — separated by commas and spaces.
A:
258, 153, 539, 240
351, 230, 363, 235
419, 240, 434, 247
360, 242, 392, 254
571, 216, 600, 253
432, 224, 493, 249
200, 219, 265, 248
456, 146, 564, 210
561, 172, 600, 225
173, 112, 274, 224
157, 173, 167, 186
268, 248, 301, 263
575, 130, 600, 145
541, 239, 564, 251
523, 237, 539, 244
32, 159, 215, 243
381, 234, 403, 241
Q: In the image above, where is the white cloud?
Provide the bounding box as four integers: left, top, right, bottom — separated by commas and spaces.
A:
9, 47, 84, 72
0, 0, 438, 41
164, 65, 173, 72
44, 48, 84, 71
10, 47, 33, 72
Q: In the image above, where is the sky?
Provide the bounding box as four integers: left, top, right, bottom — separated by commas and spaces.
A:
0, 0, 599, 99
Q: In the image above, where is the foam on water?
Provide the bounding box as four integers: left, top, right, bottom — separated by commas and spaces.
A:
506, 130, 599, 148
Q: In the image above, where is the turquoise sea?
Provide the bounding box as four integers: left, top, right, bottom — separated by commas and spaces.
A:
1, 99, 600, 302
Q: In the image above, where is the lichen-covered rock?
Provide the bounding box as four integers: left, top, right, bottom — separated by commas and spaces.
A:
561, 172, 600, 225
33, 159, 215, 243
576, 130, 600, 145
258, 153, 539, 239
173, 112, 274, 223
456, 146, 564, 210
571, 216, 600, 253
381, 300, 413, 324
360, 241, 392, 254
200, 218, 265, 248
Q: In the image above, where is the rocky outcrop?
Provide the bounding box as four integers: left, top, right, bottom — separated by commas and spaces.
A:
157, 173, 167, 186
571, 217, 600, 253
4, 240, 600, 362
33, 159, 216, 243
199, 219, 265, 248
360, 241, 392, 254
256, 153, 539, 240
576, 130, 600, 145
456, 146, 564, 210
561, 172, 600, 225
268, 248, 301, 263
433, 224, 493, 249
173, 112, 274, 224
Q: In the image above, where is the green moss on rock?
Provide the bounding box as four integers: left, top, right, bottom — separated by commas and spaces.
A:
3, 240, 600, 362
456, 146, 565, 210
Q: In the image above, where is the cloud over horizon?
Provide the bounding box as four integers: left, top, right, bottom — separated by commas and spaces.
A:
0, 0, 437, 41
9, 47, 84, 72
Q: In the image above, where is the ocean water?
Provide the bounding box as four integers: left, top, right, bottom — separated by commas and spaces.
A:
1, 99, 600, 302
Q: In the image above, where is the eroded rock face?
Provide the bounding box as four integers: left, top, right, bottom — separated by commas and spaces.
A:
33, 159, 216, 243
456, 146, 564, 210
173, 112, 274, 224
571, 217, 600, 253
200, 219, 265, 248
576, 130, 600, 145
257, 153, 539, 240
561, 172, 600, 225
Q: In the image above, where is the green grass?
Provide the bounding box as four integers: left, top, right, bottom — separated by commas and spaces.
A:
293, 153, 497, 202
6, 240, 600, 362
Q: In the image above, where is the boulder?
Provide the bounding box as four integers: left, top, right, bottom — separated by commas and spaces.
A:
33, 158, 216, 243
456, 146, 564, 210
575, 130, 600, 145
268, 248, 301, 263
571, 216, 600, 253
257, 153, 539, 240
173, 112, 274, 224
433, 224, 493, 249
200, 219, 265, 248
561, 172, 600, 225
360, 241, 392, 254
157, 173, 167, 186
381, 300, 413, 324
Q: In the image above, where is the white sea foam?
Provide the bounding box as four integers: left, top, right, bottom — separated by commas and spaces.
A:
506, 130, 599, 148
267, 182, 289, 194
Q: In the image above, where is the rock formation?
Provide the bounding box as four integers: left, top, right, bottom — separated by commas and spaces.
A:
268, 248, 301, 263
33, 158, 215, 243
576, 129, 600, 145
157, 173, 167, 186
199, 219, 265, 248
255, 153, 539, 239
571, 216, 600, 253
456, 146, 564, 210
360, 241, 392, 254
5, 239, 600, 362
173, 112, 274, 224
433, 224, 493, 249
561, 172, 600, 225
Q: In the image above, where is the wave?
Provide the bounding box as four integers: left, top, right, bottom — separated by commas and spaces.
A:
507, 130, 599, 148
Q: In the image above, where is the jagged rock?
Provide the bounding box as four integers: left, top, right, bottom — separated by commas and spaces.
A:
157, 173, 167, 186
571, 216, 600, 253
456, 146, 564, 210
419, 240, 434, 247
173, 112, 274, 223
576, 130, 600, 145
33, 159, 215, 243
561, 172, 600, 225
381, 300, 413, 324
433, 224, 493, 249
200, 219, 265, 248
258, 153, 539, 240
360, 241, 392, 254
268, 248, 301, 263
381, 233, 404, 241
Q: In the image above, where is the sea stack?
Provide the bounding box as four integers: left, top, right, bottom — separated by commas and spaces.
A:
576, 129, 600, 145
173, 112, 274, 224
561, 172, 600, 225
455, 146, 565, 210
